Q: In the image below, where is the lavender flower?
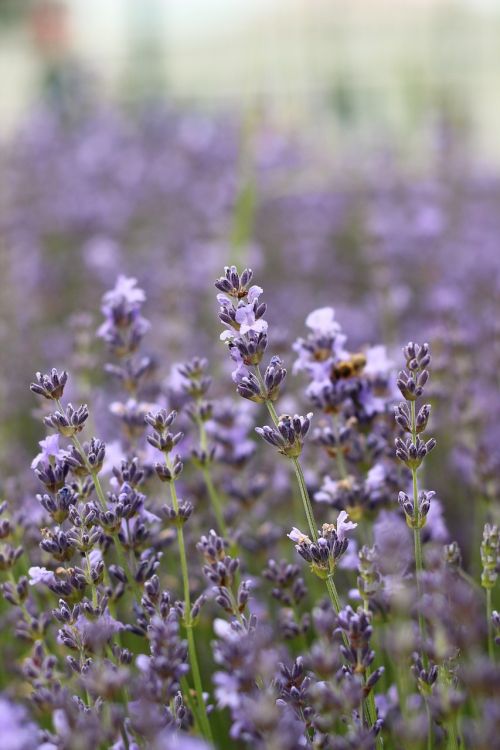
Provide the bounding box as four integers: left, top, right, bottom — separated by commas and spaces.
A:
288, 511, 357, 578
256, 412, 313, 458
30, 369, 68, 400
30, 434, 64, 469
98, 275, 150, 357
3, 131, 500, 750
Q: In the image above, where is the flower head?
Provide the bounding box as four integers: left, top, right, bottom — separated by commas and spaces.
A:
335, 510, 358, 541
28, 566, 57, 587
287, 527, 311, 545
31, 434, 63, 469
101, 275, 146, 312
30, 368, 68, 400
256, 413, 313, 458
305, 307, 342, 335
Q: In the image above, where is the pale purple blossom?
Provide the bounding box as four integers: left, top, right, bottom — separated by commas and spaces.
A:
88, 549, 103, 567
73, 610, 123, 647
364, 345, 393, 378
287, 526, 311, 544
101, 275, 145, 311
100, 439, 126, 476
293, 306, 348, 378
365, 463, 387, 492
247, 285, 263, 303
314, 475, 342, 504
136, 654, 150, 672
30, 434, 63, 469
234, 303, 267, 336
358, 385, 388, 417
423, 498, 449, 543
97, 275, 150, 341
28, 566, 57, 587
213, 672, 241, 709
229, 346, 250, 383
153, 733, 210, 750
339, 539, 360, 570
305, 307, 341, 335
335, 510, 357, 541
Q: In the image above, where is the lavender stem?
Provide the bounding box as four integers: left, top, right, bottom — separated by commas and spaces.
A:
166, 458, 213, 743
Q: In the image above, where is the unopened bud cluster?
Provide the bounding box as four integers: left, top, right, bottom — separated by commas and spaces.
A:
197, 530, 249, 616
145, 409, 185, 484
398, 490, 434, 530
395, 341, 436, 528
256, 413, 312, 458
336, 606, 384, 689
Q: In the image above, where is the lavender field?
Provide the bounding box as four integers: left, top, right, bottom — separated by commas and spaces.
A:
1, 68, 500, 750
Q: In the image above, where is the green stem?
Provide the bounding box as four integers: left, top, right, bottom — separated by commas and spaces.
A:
362, 598, 379, 736
254, 368, 348, 628
111, 532, 142, 599
446, 715, 459, 750
409, 401, 432, 749
294, 459, 350, 635
185, 623, 212, 742
180, 675, 203, 736
265, 397, 280, 426
486, 588, 495, 661
196, 411, 229, 539
413, 523, 427, 649
425, 698, 434, 750
85, 552, 98, 608
410, 401, 427, 660
195, 403, 241, 577
201, 466, 228, 540
325, 575, 341, 612
227, 588, 245, 624
292, 458, 319, 543
439, 667, 459, 750
167, 462, 213, 743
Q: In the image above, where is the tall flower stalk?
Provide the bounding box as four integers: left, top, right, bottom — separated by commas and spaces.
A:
146, 408, 213, 742
395, 342, 436, 653
395, 342, 437, 747
177, 357, 230, 541
215, 267, 357, 628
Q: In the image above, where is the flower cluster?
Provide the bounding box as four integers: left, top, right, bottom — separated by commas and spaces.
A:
0, 207, 500, 750
395, 342, 436, 529
288, 511, 357, 578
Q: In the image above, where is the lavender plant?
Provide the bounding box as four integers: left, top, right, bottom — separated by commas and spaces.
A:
1, 232, 500, 750
215, 266, 357, 619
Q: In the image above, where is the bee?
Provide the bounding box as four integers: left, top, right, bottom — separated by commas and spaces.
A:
313, 346, 333, 362
331, 353, 366, 381
55, 566, 74, 578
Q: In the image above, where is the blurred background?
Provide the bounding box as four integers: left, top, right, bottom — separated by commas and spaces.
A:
2, 0, 500, 162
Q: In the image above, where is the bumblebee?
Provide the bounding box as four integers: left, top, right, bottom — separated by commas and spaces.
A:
313, 346, 334, 362
331, 353, 367, 381
55, 566, 74, 577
